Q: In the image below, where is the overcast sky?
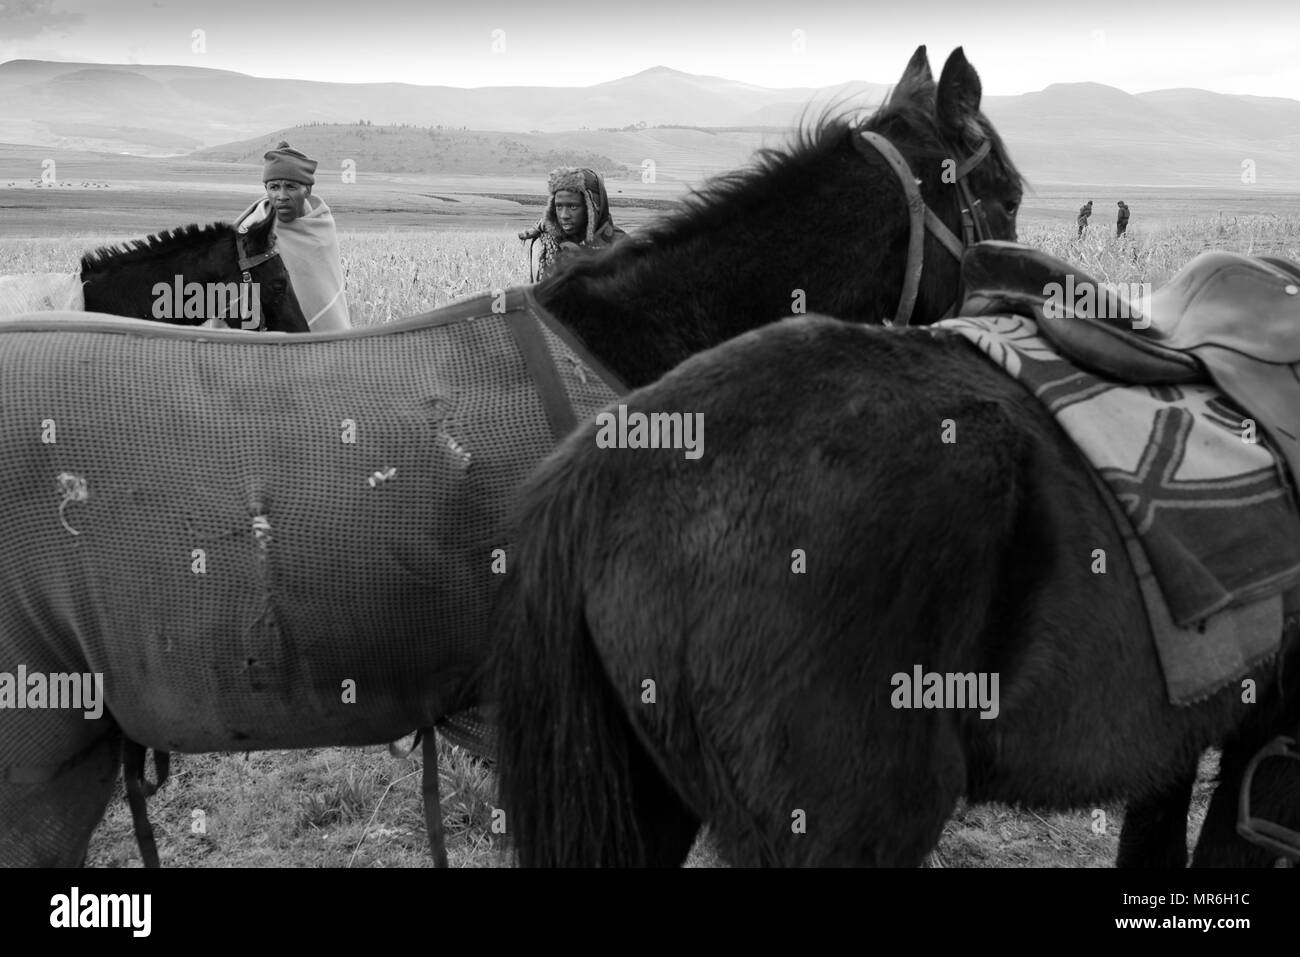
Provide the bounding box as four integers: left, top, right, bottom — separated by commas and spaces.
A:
3, 0, 1298, 99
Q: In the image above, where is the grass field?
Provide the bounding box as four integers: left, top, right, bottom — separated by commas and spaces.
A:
3, 211, 1298, 868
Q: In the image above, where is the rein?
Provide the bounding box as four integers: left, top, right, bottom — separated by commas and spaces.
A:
853, 130, 993, 326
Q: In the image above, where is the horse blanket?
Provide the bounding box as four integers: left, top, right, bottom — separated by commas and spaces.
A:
0, 290, 616, 846
942, 313, 1300, 703
0, 274, 83, 315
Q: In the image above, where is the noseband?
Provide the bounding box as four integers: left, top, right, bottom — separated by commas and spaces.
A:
853, 129, 994, 326
231, 228, 282, 330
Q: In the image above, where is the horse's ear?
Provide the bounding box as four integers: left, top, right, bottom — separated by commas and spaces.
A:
899, 45, 932, 87
936, 47, 983, 140
888, 45, 934, 106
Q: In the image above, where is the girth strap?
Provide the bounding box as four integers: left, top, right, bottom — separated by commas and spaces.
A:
421, 729, 449, 868
122, 739, 169, 868
504, 304, 579, 441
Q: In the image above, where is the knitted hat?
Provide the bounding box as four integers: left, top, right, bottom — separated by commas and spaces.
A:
263, 141, 317, 185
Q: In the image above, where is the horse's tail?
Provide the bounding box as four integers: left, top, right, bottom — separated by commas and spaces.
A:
492, 454, 697, 867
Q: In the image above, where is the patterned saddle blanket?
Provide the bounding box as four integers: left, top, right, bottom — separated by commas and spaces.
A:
942, 313, 1300, 703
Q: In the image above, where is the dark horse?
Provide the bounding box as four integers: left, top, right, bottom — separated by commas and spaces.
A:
492, 315, 1300, 865
50, 212, 307, 331
0, 45, 1024, 868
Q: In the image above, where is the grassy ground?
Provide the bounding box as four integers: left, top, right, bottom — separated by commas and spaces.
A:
82, 741, 1218, 868
5, 214, 1297, 867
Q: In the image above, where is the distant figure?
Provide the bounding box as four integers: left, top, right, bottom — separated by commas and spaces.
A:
1077, 200, 1093, 238
1116, 200, 1130, 237
518, 167, 627, 283
234, 141, 351, 331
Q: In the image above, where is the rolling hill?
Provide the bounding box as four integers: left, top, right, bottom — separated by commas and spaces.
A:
2, 59, 1299, 188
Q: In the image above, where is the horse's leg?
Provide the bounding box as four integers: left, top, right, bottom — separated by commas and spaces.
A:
1117, 765, 1198, 867
493, 472, 702, 867
685, 647, 969, 868
0, 727, 122, 867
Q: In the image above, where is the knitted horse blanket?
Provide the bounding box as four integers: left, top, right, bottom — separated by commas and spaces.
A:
0, 290, 614, 790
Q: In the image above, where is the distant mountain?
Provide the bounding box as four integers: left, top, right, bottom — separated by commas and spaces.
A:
0, 60, 884, 153
980, 83, 1300, 187
2, 60, 1298, 187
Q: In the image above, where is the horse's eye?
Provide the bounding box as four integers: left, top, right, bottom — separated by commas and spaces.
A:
1005, 201, 1020, 215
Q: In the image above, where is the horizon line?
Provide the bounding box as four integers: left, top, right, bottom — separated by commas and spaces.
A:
2, 56, 1293, 103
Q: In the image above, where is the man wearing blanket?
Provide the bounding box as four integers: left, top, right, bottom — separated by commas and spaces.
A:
236, 141, 351, 331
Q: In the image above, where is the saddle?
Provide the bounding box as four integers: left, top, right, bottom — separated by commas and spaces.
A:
959, 241, 1300, 495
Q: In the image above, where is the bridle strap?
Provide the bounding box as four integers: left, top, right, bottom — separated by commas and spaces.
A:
856, 131, 927, 327
854, 129, 993, 326
237, 248, 279, 274
233, 228, 280, 330
236, 229, 281, 275
953, 139, 991, 179
923, 206, 966, 262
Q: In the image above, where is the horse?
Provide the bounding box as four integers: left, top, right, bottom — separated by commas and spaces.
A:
0, 45, 1024, 868
489, 300, 1300, 868
0, 212, 308, 332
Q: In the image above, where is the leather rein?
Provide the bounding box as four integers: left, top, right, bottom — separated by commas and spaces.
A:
853, 130, 994, 326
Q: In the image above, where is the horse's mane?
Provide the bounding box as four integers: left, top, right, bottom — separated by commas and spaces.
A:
80, 222, 235, 275
538, 74, 1023, 290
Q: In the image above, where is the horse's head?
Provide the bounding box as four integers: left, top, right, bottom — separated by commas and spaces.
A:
529, 46, 1026, 388
79, 219, 309, 332
855, 45, 1024, 323
237, 212, 309, 333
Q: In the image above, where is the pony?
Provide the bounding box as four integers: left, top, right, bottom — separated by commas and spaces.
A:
0, 45, 1025, 867
0, 213, 308, 332
490, 311, 1300, 867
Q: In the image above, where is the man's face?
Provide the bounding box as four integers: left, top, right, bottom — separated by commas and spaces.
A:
553, 189, 587, 239
265, 180, 311, 222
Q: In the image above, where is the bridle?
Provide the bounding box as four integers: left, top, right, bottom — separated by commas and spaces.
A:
231, 227, 282, 330
852, 129, 995, 326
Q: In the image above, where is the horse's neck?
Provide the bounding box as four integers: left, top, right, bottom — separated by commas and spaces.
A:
82, 245, 228, 317
536, 244, 757, 389
536, 189, 910, 390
